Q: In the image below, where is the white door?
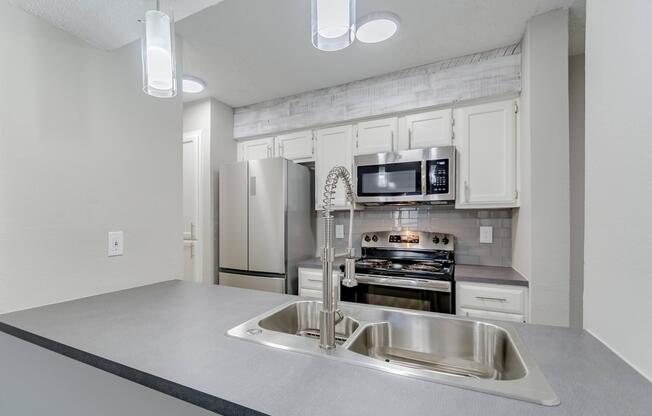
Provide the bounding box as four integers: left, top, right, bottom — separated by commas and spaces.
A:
182, 132, 201, 282
315, 125, 354, 210
276, 130, 314, 161
401, 109, 453, 150
238, 137, 275, 161
354, 117, 397, 155
455, 99, 518, 208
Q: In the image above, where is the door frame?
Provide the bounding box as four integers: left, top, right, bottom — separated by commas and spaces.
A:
183, 130, 204, 282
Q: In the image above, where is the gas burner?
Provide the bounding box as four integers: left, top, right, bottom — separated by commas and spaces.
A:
356, 258, 392, 269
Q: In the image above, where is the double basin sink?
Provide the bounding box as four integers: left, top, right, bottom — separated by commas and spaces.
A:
227, 299, 559, 406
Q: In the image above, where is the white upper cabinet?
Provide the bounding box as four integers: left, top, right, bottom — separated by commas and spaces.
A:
276, 130, 314, 162
455, 99, 519, 209
400, 109, 453, 150
354, 117, 398, 155
315, 125, 354, 210
238, 137, 275, 161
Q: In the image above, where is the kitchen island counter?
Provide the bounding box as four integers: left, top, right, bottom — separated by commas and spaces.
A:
1, 281, 650, 416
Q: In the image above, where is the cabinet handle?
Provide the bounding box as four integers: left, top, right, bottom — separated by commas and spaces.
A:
250, 176, 256, 196
279, 144, 284, 157
476, 296, 507, 302
408, 128, 412, 149
464, 181, 470, 202
267, 145, 271, 158
391, 131, 395, 151
307, 278, 322, 283
190, 222, 196, 240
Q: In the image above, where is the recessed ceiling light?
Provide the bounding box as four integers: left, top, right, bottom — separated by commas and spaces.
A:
182, 75, 206, 94
356, 12, 400, 44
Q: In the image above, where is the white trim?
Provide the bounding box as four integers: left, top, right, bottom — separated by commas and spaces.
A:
182, 129, 203, 283
585, 328, 652, 382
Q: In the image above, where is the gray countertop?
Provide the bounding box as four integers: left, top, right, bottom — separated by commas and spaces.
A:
298, 257, 529, 287
1, 281, 650, 416
296, 256, 346, 269
455, 264, 529, 287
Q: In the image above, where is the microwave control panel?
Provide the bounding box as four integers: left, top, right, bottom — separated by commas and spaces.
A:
428, 159, 449, 194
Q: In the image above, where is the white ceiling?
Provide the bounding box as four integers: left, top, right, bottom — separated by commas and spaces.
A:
10, 0, 585, 107
178, 0, 586, 107
8, 0, 224, 50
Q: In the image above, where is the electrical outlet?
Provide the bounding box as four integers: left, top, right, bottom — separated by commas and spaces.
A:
479, 226, 493, 244
335, 224, 344, 239
108, 231, 124, 256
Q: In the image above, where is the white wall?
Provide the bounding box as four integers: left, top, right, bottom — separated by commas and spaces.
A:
0, 1, 183, 313
584, 0, 652, 380
569, 54, 585, 329
512, 9, 570, 326
182, 98, 235, 284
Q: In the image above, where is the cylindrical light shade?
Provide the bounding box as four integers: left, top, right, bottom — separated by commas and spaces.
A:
142, 10, 177, 98
311, 0, 356, 51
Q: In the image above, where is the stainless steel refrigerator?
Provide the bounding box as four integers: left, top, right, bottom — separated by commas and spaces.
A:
218, 158, 314, 294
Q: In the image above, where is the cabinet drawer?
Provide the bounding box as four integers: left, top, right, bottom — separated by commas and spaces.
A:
299, 268, 339, 291
458, 307, 525, 323
456, 282, 526, 315
299, 288, 323, 299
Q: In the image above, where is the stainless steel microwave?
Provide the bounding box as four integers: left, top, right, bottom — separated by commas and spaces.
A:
354, 146, 456, 205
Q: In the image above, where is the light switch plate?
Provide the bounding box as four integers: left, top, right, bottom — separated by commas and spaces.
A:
108, 231, 124, 256
480, 226, 493, 244
335, 224, 344, 239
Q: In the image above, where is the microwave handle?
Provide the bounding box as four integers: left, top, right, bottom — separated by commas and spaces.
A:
421, 160, 427, 195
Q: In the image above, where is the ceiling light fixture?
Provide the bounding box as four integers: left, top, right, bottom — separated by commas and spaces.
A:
182, 75, 206, 94
311, 0, 356, 51
356, 12, 400, 44
141, 0, 177, 98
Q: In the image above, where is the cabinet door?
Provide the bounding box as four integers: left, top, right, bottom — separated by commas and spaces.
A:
239, 137, 275, 161
455, 100, 518, 208
276, 130, 314, 161
315, 125, 354, 210
354, 117, 397, 155
402, 109, 452, 150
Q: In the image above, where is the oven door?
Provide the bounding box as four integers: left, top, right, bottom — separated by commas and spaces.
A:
354, 149, 425, 204
341, 275, 454, 314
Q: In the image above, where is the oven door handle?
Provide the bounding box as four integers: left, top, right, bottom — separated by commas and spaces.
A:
354, 275, 452, 293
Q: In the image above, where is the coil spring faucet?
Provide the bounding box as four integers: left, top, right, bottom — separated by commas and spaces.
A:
319, 166, 358, 350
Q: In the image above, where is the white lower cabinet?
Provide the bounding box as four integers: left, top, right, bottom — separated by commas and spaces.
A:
456, 282, 528, 323
298, 267, 340, 299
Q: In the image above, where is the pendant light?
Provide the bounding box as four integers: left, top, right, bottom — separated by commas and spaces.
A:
311, 0, 356, 52
142, 0, 177, 98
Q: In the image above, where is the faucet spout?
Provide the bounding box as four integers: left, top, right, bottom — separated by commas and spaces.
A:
319, 166, 357, 350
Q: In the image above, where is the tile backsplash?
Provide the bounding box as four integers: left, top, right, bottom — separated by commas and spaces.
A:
317, 206, 513, 267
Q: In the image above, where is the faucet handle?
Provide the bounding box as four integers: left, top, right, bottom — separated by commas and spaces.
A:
341, 257, 358, 288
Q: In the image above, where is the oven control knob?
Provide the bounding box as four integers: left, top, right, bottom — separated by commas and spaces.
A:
442, 237, 449, 245
432, 236, 440, 244
364, 235, 371, 242
372, 235, 378, 242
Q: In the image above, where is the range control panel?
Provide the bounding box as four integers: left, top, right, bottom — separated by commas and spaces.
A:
362, 231, 454, 251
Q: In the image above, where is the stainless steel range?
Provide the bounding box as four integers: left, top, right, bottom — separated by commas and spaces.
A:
341, 231, 455, 314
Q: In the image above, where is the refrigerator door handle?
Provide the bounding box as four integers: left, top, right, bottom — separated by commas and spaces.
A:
250, 176, 256, 196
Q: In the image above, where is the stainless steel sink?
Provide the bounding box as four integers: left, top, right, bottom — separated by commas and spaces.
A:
227, 300, 559, 406
258, 300, 359, 345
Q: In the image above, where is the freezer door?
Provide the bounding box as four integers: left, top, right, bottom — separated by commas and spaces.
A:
248, 158, 286, 273
219, 161, 248, 270
219, 272, 285, 294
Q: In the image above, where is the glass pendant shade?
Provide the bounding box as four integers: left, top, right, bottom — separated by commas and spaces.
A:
142, 9, 177, 98
311, 0, 356, 51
